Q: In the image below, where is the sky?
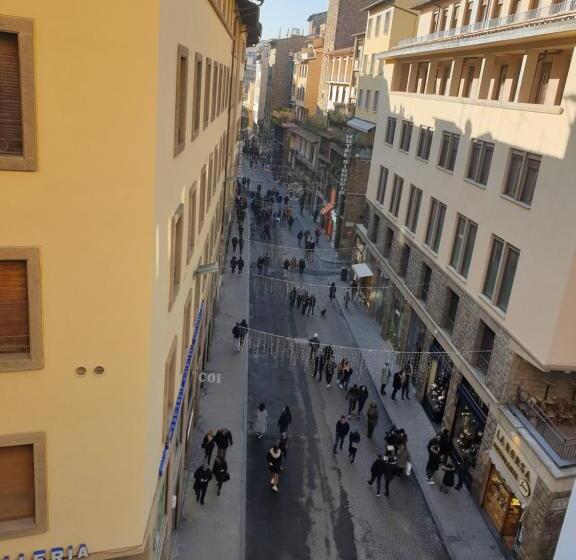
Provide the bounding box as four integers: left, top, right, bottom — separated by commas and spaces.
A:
259, 0, 328, 40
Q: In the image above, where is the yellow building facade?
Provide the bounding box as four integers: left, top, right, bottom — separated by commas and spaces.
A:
0, 2, 259, 560
291, 36, 325, 120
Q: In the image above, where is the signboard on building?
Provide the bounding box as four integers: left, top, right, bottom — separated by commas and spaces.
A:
2, 545, 89, 560
339, 134, 353, 190
491, 425, 537, 500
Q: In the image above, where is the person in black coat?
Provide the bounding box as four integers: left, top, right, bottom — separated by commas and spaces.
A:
357, 385, 369, 415
383, 455, 396, 497
391, 371, 402, 400
313, 353, 325, 381
230, 256, 237, 274
193, 462, 212, 505
440, 462, 455, 493
438, 428, 451, 463
267, 446, 283, 492
213, 455, 229, 496
367, 454, 387, 497
237, 256, 245, 274
214, 428, 233, 459
426, 443, 441, 484
277, 406, 292, 434
348, 429, 361, 463
333, 416, 350, 453
201, 430, 215, 463
231, 236, 238, 253
347, 384, 360, 416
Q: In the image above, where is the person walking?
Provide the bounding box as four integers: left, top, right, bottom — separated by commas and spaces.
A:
230, 255, 237, 274
357, 385, 369, 415
341, 364, 353, 391
347, 384, 360, 416
214, 428, 233, 459
283, 258, 290, 271
193, 461, 212, 505
348, 428, 361, 463
257, 256, 264, 274
231, 236, 238, 253
297, 230, 304, 247
288, 215, 294, 231
279, 432, 289, 459
301, 295, 309, 316
313, 352, 325, 382
333, 416, 350, 454
201, 430, 216, 463
237, 256, 245, 274
380, 363, 391, 396
309, 333, 320, 360
367, 454, 387, 497
266, 445, 283, 492
213, 455, 229, 496
238, 237, 244, 254
440, 461, 456, 493
395, 443, 410, 478
325, 358, 335, 388
308, 294, 316, 316
328, 283, 337, 305
366, 403, 379, 438
299, 258, 306, 275
383, 454, 396, 497
426, 443, 441, 485
277, 406, 292, 434
391, 370, 402, 400
232, 322, 241, 352
239, 319, 248, 348
438, 428, 451, 464
344, 290, 351, 309
255, 403, 268, 439
263, 254, 270, 274
401, 366, 411, 400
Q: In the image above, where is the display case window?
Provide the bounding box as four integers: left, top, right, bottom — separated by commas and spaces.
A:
423, 340, 453, 423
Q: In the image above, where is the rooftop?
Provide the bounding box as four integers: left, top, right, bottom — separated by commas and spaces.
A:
362, 0, 395, 12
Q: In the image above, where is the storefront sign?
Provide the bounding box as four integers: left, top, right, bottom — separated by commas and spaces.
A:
339, 134, 353, 189
3, 545, 89, 560
492, 425, 536, 499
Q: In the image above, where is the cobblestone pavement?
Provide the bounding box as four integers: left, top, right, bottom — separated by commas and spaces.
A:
245, 164, 449, 560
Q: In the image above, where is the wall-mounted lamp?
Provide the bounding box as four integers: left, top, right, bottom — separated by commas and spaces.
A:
94, 366, 105, 375
75, 366, 87, 376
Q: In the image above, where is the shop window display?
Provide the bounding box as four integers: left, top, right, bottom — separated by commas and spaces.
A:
423, 340, 453, 423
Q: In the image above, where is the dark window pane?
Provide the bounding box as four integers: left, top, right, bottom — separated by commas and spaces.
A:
483, 238, 504, 299
497, 247, 519, 311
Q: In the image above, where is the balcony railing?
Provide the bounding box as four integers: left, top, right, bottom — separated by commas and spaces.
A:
516, 387, 576, 462
397, 1, 576, 49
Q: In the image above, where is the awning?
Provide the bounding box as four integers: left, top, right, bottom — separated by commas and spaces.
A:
320, 202, 333, 215
352, 263, 373, 279
290, 126, 320, 143
347, 118, 376, 133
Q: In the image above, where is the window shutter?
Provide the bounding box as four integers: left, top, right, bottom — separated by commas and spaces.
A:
0, 444, 35, 522
0, 32, 23, 155
0, 260, 30, 354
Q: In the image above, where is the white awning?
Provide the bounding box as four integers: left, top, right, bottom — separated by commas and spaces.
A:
347, 118, 376, 133
352, 263, 373, 279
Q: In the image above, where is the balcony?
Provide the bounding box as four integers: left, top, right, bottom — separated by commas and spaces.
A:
515, 387, 576, 464
396, 1, 576, 51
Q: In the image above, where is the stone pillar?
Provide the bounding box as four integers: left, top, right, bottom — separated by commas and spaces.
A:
425, 61, 439, 94
477, 54, 496, 99
415, 329, 435, 401
515, 51, 540, 103
407, 62, 419, 93
448, 57, 464, 96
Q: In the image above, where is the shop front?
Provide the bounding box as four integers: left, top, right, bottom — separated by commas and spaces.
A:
405, 311, 427, 385
351, 262, 374, 305
422, 339, 453, 424
482, 425, 537, 553
451, 377, 488, 489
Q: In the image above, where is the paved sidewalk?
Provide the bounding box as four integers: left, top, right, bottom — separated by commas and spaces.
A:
262, 169, 504, 560
173, 169, 250, 560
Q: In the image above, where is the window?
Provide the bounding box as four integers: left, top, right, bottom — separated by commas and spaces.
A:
369, 54, 375, 75
376, 166, 388, 205
463, 1, 473, 24
0, 19, 37, 171
451, 4, 460, 28
482, 237, 520, 312
431, 10, 440, 32
383, 12, 391, 34
369, 214, 380, 243
192, 53, 203, 140
203, 58, 212, 129
476, 321, 495, 374
0, 432, 47, 538
174, 45, 189, 156
199, 166, 207, 231
398, 121, 413, 152
358, 89, 364, 108
207, 154, 214, 210
449, 215, 477, 278
389, 175, 403, 217
383, 227, 394, 258
399, 244, 411, 277
503, 149, 541, 206
466, 139, 494, 186
424, 198, 446, 253
163, 337, 178, 442
182, 291, 192, 366
367, 18, 373, 38
416, 126, 433, 160
372, 90, 379, 112
375, 15, 381, 36
492, 64, 508, 101
385, 117, 397, 145
364, 90, 371, 111
420, 264, 432, 302
438, 131, 460, 171
445, 289, 459, 334
0, 248, 43, 372
169, 205, 184, 309
212, 63, 219, 121
405, 185, 422, 233
187, 184, 197, 262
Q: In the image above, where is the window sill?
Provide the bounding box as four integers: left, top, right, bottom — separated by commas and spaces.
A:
446, 265, 468, 285
436, 165, 455, 175
0, 153, 37, 172
0, 516, 45, 540
415, 156, 429, 164
464, 177, 487, 190
388, 212, 399, 221
0, 354, 44, 373
478, 293, 507, 319
500, 193, 532, 210
402, 227, 416, 238
422, 243, 439, 259
398, 148, 410, 155
384, 142, 394, 147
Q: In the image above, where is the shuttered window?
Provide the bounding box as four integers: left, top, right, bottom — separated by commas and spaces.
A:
0, 32, 23, 156
0, 260, 30, 355
174, 45, 189, 157
0, 444, 34, 523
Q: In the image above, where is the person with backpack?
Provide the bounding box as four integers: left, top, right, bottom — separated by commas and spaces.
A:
325, 358, 336, 388
214, 428, 233, 459
367, 454, 387, 497
348, 428, 361, 463
232, 323, 241, 352
277, 406, 292, 434
357, 385, 369, 415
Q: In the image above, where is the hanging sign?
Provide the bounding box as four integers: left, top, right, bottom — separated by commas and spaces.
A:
339, 134, 353, 189
2, 545, 89, 560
